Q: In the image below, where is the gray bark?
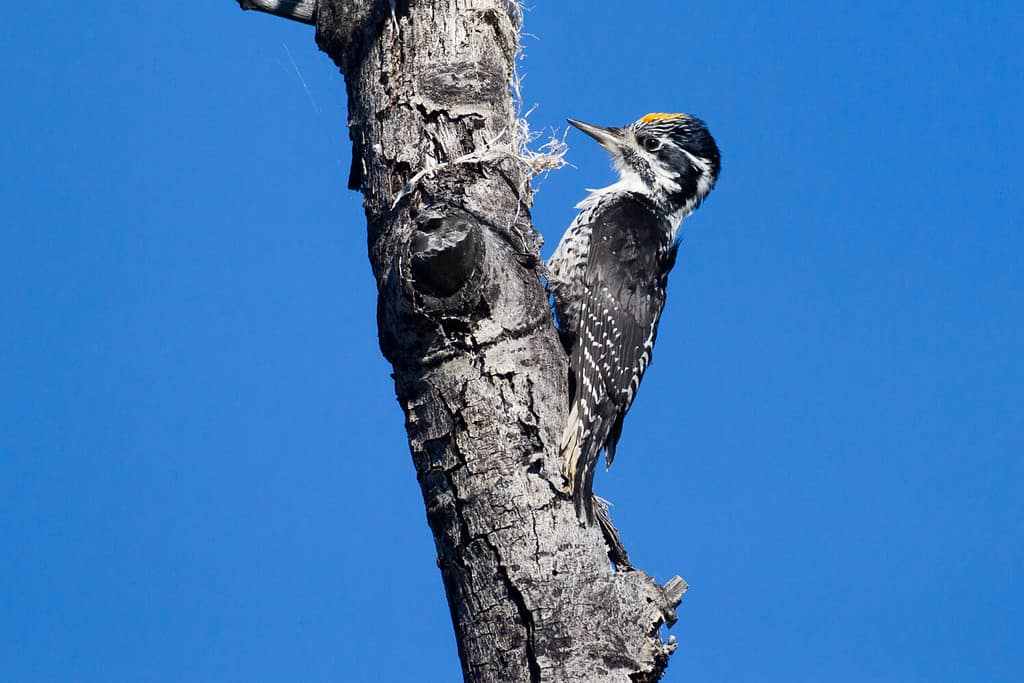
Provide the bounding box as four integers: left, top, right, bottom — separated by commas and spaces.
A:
237, 1, 686, 680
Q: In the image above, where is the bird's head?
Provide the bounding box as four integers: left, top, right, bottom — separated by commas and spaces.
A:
568, 112, 720, 223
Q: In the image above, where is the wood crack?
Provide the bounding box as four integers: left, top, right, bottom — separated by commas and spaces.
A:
485, 534, 542, 683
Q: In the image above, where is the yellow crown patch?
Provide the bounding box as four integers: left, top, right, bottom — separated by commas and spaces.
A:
639, 112, 686, 123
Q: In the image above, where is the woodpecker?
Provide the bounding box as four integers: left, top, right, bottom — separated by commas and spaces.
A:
548, 113, 720, 523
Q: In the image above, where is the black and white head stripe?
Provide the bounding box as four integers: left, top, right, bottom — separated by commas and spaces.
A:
568, 113, 720, 240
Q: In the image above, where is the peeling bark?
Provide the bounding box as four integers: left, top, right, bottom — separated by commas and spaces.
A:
235, 1, 687, 680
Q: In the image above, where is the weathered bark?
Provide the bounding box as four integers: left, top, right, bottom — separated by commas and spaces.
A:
236, 1, 686, 680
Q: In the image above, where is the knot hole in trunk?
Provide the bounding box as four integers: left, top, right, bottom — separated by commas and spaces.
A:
408, 210, 484, 302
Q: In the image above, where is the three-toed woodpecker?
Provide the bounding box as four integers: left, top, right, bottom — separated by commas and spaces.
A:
548, 113, 720, 523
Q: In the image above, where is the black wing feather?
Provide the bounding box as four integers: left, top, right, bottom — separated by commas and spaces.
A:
568, 194, 675, 522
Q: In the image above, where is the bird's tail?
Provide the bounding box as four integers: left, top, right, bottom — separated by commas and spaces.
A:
560, 404, 608, 525
560, 404, 582, 486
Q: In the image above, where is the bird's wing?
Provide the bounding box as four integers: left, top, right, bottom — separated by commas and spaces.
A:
563, 194, 671, 522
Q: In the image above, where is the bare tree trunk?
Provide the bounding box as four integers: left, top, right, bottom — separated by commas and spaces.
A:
235, 2, 686, 680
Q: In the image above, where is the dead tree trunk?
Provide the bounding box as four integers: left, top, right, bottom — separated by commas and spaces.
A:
235, 1, 686, 680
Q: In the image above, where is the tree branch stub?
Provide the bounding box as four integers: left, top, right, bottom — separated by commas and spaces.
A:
236, 0, 316, 24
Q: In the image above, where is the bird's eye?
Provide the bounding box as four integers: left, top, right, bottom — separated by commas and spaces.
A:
642, 137, 662, 152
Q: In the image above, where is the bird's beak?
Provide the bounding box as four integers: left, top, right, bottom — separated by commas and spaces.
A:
567, 118, 625, 153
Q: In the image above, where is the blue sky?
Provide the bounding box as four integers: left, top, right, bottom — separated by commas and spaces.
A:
1, 2, 1022, 681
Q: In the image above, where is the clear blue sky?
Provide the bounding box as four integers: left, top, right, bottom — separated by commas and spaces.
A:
2, 2, 1022, 681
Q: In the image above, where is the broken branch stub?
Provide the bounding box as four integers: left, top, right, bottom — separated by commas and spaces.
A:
236, 0, 316, 24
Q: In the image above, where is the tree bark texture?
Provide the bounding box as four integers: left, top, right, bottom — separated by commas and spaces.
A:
239, 1, 686, 680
